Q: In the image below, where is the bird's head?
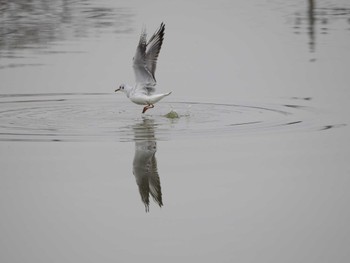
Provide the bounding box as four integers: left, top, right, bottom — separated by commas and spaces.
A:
115, 84, 126, 93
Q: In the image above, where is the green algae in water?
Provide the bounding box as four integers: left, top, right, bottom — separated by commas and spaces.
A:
164, 110, 179, 119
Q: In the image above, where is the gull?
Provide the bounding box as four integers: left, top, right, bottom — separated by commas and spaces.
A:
115, 22, 171, 113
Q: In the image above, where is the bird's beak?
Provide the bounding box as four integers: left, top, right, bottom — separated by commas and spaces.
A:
115, 88, 120, 92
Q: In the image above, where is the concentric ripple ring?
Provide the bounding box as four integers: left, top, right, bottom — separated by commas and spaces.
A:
0, 93, 343, 142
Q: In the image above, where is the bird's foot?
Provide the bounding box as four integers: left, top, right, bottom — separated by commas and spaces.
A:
142, 104, 154, 114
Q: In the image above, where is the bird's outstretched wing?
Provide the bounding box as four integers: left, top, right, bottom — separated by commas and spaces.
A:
133, 23, 165, 93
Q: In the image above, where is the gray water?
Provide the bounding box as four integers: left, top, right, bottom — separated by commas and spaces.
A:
1, 0, 350, 262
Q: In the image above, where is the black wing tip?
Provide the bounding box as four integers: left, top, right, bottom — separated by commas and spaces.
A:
160, 22, 165, 34
141, 22, 165, 34
140, 22, 165, 47
155, 22, 165, 37
157, 22, 165, 45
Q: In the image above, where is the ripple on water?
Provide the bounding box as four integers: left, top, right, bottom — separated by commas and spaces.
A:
0, 93, 344, 142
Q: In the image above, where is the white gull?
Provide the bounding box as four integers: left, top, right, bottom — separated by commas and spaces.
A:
115, 22, 171, 113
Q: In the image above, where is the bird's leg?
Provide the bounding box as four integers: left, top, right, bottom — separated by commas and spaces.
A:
142, 104, 154, 114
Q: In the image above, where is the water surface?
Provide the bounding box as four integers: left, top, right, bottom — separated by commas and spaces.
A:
0, 93, 342, 142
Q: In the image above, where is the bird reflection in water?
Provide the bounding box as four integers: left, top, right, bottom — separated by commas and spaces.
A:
132, 117, 163, 212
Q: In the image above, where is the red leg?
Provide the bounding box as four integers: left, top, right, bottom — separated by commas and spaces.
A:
142, 104, 154, 114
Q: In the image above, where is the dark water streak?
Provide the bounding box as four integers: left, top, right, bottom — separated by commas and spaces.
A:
0, 0, 134, 60
293, 0, 350, 57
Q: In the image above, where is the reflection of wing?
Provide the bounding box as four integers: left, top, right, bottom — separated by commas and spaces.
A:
132, 118, 163, 212
133, 23, 165, 94
148, 155, 163, 207
133, 142, 162, 212
133, 148, 162, 212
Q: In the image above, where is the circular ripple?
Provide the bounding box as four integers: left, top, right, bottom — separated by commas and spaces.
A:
0, 93, 341, 142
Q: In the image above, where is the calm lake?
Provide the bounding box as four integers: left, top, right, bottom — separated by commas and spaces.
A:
1, 0, 349, 262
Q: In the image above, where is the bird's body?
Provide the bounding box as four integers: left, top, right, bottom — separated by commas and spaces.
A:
130, 92, 172, 106
116, 23, 171, 113
122, 84, 171, 105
